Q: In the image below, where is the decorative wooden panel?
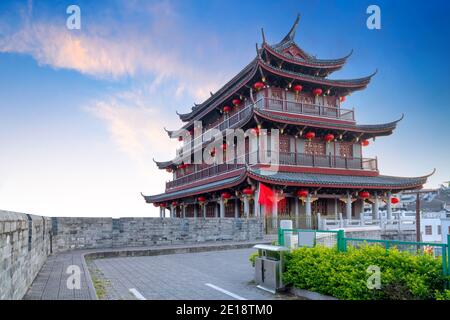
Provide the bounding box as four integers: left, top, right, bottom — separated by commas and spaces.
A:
295, 93, 314, 104
206, 203, 215, 217
225, 201, 235, 217
325, 96, 337, 107
312, 199, 328, 215
304, 140, 326, 155
339, 142, 353, 157
279, 135, 290, 153
277, 198, 289, 215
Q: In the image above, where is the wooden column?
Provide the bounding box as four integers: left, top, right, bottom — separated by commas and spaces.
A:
386, 191, 392, 220
346, 192, 352, 220
272, 187, 278, 229
182, 205, 186, 218
305, 193, 312, 229
372, 192, 379, 220
234, 198, 239, 218
214, 201, 219, 218
219, 198, 225, 218
294, 196, 299, 229
244, 197, 250, 218
194, 204, 198, 219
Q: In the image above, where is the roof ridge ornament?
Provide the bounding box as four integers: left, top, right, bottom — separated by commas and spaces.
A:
261, 28, 266, 44
281, 13, 301, 43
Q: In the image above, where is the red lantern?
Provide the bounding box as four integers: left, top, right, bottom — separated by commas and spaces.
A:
153, 203, 159, 207
313, 88, 323, 96
361, 140, 370, 147
198, 196, 206, 204
160, 203, 167, 208
232, 99, 241, 106
178, 136, 183, 142
359, 191, 370, 199
297, 189, 308, 198
221, 143, 227, 150
391, 197, 399, 204
210, 148, 216, 156
242, 188, 254, 195
189, 129, 194, 136
293, 84, 303, 93
171, 201, 178, 207
223, 105, 231, 113
339, 96, 346, 103
253, 82, 265, 91
166, 168, 172, 173
324, 134, 335, 143
305, 131, 315, 141
221, 192, 231, 199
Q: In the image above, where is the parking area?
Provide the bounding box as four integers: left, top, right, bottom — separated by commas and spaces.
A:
89, 248, 286, 300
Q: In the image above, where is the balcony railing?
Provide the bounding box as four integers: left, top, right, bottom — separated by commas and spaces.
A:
176, 97, 355, 155
267, 151, 378, 171
177, 103, 253, 155
166, 162, 246, 189
255, 97, 355, 121
166, 152, 377, 190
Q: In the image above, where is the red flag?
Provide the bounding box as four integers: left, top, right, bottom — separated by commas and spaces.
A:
258, 183, 274, 209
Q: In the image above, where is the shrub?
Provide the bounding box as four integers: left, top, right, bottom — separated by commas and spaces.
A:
282, 244, 448, 300
249, 251, 258, 267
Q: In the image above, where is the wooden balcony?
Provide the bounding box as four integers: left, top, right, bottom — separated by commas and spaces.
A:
166, 152, 377, 190
255, 97, 355, 122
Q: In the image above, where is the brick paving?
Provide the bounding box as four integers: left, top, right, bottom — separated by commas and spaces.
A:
23, 240, 275, 300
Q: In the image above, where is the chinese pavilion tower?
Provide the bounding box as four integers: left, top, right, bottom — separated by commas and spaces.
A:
142, 15, 433, 229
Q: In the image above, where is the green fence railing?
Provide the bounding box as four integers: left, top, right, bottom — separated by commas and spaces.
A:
278, 229, 450, 280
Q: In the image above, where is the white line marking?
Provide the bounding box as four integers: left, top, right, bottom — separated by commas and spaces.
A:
129, 288, 146, 300
205, 283, 247, 300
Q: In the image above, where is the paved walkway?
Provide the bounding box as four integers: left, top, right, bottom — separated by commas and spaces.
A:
23, 240, 272, 300
91, 249, 277, 300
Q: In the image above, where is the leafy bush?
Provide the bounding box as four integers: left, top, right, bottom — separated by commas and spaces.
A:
282, 244, 448, 300
435, 289, 450, 300
249, 251, 258, 267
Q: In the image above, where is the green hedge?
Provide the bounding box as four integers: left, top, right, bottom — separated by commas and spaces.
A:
282, 245, 449, 300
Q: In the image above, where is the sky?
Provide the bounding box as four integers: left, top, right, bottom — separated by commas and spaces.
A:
0, 0, 449, 218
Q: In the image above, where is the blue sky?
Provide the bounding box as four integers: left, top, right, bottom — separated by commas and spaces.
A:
0, 0, 449, 217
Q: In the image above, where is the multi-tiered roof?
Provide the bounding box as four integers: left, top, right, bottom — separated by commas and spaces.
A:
143, 15, 432, 206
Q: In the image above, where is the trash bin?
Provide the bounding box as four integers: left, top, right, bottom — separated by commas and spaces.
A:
253, 244, 290, 293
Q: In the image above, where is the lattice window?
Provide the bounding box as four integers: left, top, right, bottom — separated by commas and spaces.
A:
425, 225, 432, 235
339, 142, 353, 157
304, 140, 326, 155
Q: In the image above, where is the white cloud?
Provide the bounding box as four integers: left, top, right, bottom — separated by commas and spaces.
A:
85, 87, 180, 171
0, 2, 226, 102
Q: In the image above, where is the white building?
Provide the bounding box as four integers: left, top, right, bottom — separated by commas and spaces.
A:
441, 218, 450, 245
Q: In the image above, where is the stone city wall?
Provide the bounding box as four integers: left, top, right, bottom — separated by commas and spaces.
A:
53, 217, 264, 252
0, 211, 52, 300
0, 211, 264, 299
